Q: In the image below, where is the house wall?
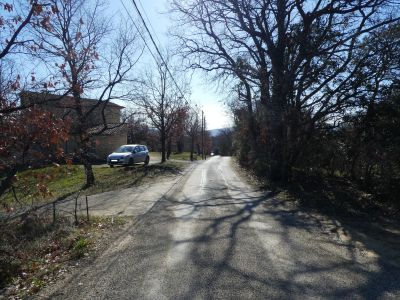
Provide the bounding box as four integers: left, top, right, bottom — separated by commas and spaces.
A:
21, 92, 126, 162
62, 134, 127, 161
47, 103, 121, 128
93, 134, 127, 160
21, 93, 122, 127
63, 137, 80, 155
86, 105, 121, 125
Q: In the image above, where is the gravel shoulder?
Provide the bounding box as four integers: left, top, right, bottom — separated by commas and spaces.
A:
231, 158, 400, 271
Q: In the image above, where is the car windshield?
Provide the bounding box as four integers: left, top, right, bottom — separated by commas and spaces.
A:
115, 146, 134, 153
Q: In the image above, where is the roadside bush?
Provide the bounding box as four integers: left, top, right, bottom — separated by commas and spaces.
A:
71, 237, 89, 259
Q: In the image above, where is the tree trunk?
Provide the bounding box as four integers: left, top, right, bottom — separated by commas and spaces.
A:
177, 136, 184, 153
72, 85, 95, 187
266, 0, 289, 182
265, 64, 287, 181
167, 138, 172, 160
161, 130, 166, 163
364, 162, 373, 187
350, 153, 359, 180
83, 162, 95, 187
267, 108, 286, 181
285, 107, 301, 181
0, 167, 18, 198
240, 81, 258, 155
190, 135, 195, 161
80, 136, 95, 187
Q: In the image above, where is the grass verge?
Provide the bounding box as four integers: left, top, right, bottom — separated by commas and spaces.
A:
149, 151, 200, 161
0, 214, 128, 298
1, 161, 186, 211
169, 152, 199, 161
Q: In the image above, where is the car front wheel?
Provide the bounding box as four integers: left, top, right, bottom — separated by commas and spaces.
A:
144, 156, 149, 165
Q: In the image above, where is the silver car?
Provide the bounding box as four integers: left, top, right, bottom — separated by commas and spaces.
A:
107, 144, 150, 167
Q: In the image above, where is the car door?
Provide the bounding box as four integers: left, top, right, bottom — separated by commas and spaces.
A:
133, 146, 141, 163
140, 146, 146, 162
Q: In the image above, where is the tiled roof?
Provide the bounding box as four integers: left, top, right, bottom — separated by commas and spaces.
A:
21, 91, 125, 109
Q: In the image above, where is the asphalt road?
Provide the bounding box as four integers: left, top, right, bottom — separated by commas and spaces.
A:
44, 156, 400, 299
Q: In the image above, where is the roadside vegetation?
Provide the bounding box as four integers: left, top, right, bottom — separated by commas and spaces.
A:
168, 152, 200, 161
1, 0, 399, 296
174, 1, 400, 221
0, 0, 207, 213
149, 151, 200, 161
1, 161, 185, 212
230, 92, 400, 221
0, 215, 128, 298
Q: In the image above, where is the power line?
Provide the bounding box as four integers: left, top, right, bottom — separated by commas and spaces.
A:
129, 0, 190, 104
137, 0, 163, 47
120, 0, 159, 67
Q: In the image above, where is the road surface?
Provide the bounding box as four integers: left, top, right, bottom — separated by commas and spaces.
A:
43, 156, 400, 299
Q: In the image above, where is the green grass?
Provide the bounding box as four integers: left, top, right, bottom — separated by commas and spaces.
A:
1, 161, 186, 210
149, 151, 199, 161
170, 152, 199, 161
1, 165, 85, 207
72, 237, 90, 258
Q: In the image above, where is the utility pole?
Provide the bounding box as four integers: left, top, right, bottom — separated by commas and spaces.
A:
203, 115, 206, 159
201, 110, 204, 160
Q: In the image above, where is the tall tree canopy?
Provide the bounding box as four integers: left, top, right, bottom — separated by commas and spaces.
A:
171, 0, 400, 181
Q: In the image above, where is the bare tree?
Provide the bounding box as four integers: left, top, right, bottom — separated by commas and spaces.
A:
31, 0, 143, 187
185, 105, 201, 161
137, 60, 188, 163
171, 0, 400, 181
167, 104, 187, 158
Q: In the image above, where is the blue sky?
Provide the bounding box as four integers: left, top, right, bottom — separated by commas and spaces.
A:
111, 0, 232, 130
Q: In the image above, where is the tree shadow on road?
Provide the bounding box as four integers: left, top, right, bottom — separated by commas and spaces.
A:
164, 182, 400, 299
43, 171, 400, 299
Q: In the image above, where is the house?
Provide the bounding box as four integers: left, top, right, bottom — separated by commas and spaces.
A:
21, 91, 127, 161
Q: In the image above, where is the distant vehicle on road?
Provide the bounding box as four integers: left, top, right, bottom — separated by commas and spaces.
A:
107, 144, 150, 167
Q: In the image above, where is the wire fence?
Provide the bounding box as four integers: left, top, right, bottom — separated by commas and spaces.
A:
0, 191, 91, 224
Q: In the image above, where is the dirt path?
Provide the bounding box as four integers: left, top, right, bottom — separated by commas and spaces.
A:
58, 162, 196, 218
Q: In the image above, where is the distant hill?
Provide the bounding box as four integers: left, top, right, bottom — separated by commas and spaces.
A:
208, 128, 232, 137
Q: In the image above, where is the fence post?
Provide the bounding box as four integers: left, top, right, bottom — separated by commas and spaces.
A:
74, 193, 78, 225
86, 195, 89, 222
53, 202, 56, 224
